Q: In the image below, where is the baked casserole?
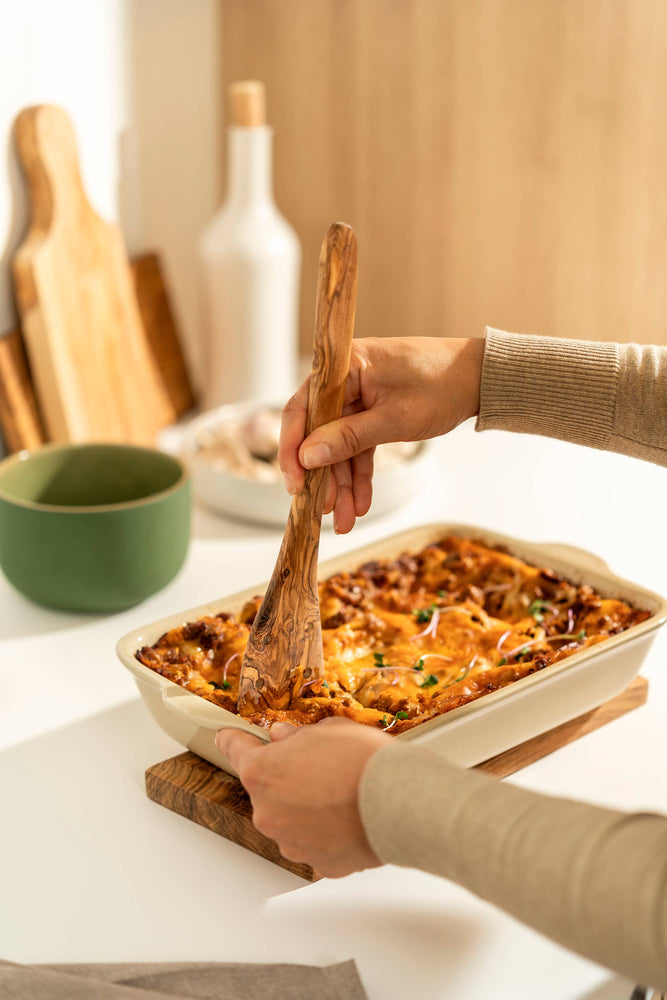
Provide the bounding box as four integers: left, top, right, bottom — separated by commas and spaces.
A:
136, 535, 650, 735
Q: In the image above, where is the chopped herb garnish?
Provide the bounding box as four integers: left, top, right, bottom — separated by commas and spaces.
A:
381, 715, 390, 727
498, 657, 507, 666
421, 673, 439, 688
321, 680, 329, 689
437, 590, 446, 598
413, 602, 438, 624
414, 657, 425, 671
528, 599, 549, 622
211, 680, 231, 691
374, 652, 386, 667
395, 710, 409, 720
578, 629, 586, 640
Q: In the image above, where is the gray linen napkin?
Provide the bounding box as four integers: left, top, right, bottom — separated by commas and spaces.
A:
0, 959, 368, 999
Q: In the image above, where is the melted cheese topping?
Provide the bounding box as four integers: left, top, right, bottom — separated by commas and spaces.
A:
136, 535, 650, 734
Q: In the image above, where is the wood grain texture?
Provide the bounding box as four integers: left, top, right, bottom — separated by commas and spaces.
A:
130, 252, 196, 419
12, 105, 173, 445
146, 750, 320, 880
0, 254, 194, 454
221, 0, 667, 349
0, 329, 46, 452
146, 676, 647, 880
237, 223, 358, 713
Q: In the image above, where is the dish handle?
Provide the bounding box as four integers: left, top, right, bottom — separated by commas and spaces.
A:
527, 541, 611, 575
160, 684, 270, 740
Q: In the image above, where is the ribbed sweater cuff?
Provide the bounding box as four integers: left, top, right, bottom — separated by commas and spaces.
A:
476, 328, 620, 451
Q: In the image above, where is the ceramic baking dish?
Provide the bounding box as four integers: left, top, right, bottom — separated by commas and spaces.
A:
116, 523, 666, 776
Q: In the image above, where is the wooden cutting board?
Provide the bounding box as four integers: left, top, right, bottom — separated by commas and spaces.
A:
0, 328, 46, 452
12, 105, 174, 445
145, 676, 648, 881
131, 253, 196, 420
0, 253, 195, 454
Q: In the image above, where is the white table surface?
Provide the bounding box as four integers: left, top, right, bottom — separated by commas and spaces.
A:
1, 419, 665, 1000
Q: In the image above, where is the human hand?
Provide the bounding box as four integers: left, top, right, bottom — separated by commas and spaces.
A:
215, 716, 391, 878
279, 336, 484, 533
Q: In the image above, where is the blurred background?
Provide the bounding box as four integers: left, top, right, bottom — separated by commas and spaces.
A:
1, 0, 666, 436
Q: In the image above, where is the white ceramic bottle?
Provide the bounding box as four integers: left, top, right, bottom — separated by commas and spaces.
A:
198, 81, 301, 408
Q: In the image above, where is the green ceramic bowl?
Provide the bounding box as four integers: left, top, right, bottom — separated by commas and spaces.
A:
0, 443, 191, 612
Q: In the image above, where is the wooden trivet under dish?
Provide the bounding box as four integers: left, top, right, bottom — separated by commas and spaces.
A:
145, 676, 648, 882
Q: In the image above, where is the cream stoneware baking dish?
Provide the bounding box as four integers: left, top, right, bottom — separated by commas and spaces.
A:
116, 523, 667, 777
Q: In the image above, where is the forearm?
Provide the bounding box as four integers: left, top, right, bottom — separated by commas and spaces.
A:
360, 743, 667, 988
477, 328, 667, 467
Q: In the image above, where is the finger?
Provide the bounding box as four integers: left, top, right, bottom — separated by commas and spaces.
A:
215, 728, 265, 772
331, 460, 356, 535
278, 379, 310, 494
322, 469, 336, 516
341, 356, 363, 408
269, 721, 298, 742
299, 408, 392, 470
316, 715, 366, 732
340, 396, 365, 419
352, 449, 374, 517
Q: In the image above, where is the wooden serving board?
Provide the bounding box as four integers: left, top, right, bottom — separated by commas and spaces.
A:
12, 105, 174, 445
146, 676, 648, 882
0, 328, 46, 452
0, 254, 195, 454
131, 252, 196, 420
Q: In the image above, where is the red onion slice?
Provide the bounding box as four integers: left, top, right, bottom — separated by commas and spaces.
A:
223, 652, 239, 682
496, 629, 512, 652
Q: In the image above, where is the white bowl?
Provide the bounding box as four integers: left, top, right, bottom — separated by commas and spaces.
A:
182, 401, 434, 527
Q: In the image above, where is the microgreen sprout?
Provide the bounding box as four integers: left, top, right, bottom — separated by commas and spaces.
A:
529, 600, 545, 621
442, 655, 478, 689
413, 603, 438, 624
528, 599, 558, 622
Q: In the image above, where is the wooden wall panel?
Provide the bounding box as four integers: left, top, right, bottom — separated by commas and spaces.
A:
220, 0, 667, 348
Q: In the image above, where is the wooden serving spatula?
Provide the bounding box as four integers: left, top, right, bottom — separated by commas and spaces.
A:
237, 222, 358, 714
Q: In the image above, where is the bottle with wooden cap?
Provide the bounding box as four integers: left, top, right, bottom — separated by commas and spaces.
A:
198, 80, 301, 408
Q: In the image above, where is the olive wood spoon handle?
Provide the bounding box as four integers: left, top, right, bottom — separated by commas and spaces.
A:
237, 222, 358, 713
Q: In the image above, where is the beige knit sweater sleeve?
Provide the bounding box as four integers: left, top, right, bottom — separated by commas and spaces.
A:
477, 328, 667, 467
360, 745, 667, 989
359, 330, 667, 987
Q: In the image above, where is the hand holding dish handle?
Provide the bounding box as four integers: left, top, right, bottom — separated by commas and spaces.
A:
237, 223, 358, 713
216, 716, 387, 878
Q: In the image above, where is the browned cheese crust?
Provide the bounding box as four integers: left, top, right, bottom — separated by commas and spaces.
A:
136, 535, 650, 734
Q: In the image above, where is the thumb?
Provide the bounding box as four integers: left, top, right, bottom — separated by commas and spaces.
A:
269, 721, 298, 742
299, 410, 389, 469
